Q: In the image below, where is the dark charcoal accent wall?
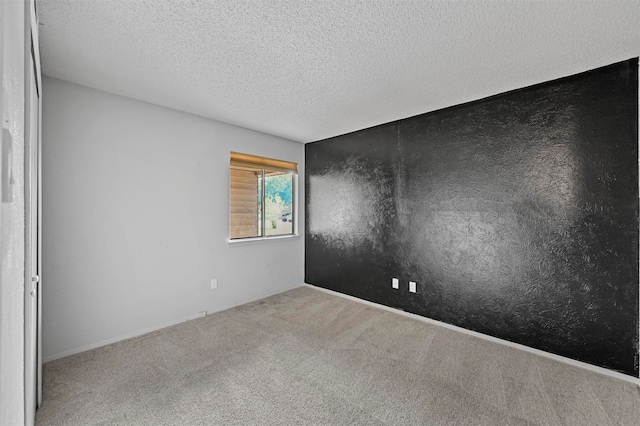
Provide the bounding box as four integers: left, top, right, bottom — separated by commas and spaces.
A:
305, 59, 639, 376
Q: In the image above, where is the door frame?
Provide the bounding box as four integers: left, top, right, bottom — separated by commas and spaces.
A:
24, 0, 42, 423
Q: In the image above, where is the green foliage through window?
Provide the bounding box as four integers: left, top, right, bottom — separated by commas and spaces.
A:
263, 173, 294, 236
265, 174, 293, 205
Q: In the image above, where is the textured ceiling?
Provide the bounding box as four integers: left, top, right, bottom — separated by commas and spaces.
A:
37, 0, 639, 143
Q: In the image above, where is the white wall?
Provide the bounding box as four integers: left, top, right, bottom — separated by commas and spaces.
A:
41, 77, 305, 361
0, 1, 26, 424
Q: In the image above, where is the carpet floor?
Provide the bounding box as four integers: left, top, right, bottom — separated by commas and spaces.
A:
36, 286, 640, 425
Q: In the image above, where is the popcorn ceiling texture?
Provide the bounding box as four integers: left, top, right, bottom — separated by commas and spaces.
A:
37, 0, 639, 143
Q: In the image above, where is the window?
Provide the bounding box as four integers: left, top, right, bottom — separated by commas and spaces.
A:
229, 152, 297, 240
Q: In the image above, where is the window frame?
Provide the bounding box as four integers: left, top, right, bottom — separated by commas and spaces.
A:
229, 152, 298, 242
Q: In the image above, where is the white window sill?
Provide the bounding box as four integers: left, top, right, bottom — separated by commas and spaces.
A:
227, 234, 300, 246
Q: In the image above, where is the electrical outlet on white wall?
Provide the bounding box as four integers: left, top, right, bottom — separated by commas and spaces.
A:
211, 279, 218, 290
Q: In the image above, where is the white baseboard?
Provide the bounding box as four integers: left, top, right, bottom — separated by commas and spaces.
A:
43, 286, 301, 363
43, 316, 195, 363
304, 283, 640, 387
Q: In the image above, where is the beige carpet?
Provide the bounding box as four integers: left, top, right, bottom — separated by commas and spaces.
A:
36, 286, 640, 425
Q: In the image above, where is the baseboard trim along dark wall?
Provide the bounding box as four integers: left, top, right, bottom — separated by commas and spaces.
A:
305, 58, 639, 377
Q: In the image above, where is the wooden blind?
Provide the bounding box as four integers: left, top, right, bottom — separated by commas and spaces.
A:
230, 152, 298, 174
229, 169, 259, 239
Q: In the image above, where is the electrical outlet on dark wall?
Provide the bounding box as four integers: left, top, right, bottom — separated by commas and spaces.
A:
305, 58, 639, 377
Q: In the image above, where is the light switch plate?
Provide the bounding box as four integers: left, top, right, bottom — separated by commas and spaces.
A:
409, 281, 417, 293
392, 277, 399, 289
